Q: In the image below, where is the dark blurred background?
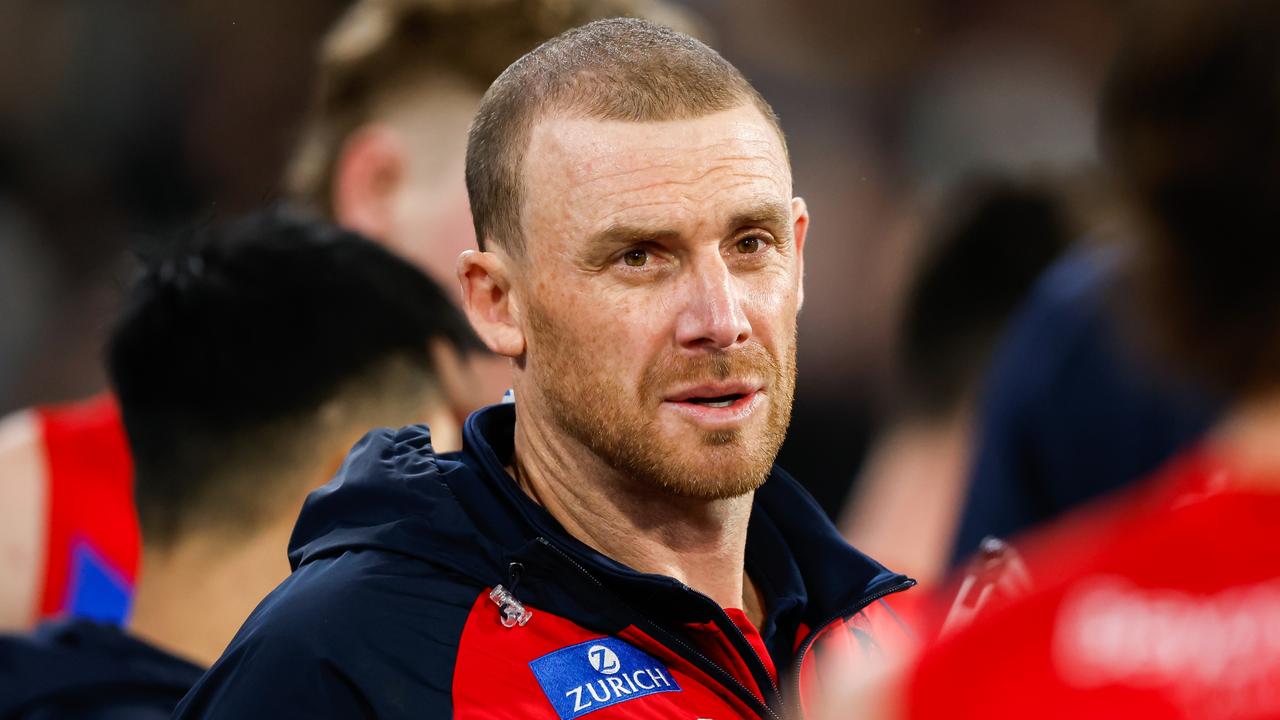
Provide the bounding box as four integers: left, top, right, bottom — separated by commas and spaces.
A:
0, 0, 1121, 519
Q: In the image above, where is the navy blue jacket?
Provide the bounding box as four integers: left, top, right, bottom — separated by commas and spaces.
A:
951, 248, 1219, 566
0, 618, 204, 719
175, 404, 912, 719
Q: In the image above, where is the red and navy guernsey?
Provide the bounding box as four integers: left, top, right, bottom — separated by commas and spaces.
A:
174, 404, 914, 719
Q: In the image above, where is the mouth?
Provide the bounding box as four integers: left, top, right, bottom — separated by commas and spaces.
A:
667, 381, 761, 404
663, 383, 765, 426
683, 393, 745, 409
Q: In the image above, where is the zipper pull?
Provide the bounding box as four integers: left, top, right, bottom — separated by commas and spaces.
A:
489, 562, 532, 628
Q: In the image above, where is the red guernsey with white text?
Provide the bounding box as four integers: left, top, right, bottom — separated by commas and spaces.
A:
905, 449, 1280, 719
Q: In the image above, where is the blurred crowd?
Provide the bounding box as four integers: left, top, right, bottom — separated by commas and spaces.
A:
1, 0, 1277, 717
0, 0, 1118, 510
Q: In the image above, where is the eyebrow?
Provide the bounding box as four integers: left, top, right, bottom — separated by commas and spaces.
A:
586, 224, 680, 252
727, 201, 791, 235
583, 200, 793, 255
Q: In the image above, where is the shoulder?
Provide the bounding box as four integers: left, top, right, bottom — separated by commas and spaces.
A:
235, 548, 482, 666
177, 550, 484, 719
0, 409, 44, 630
985, 248, 1121, 395
972, 249, 1129, 470
0, 619, 200, 717
262, 548, 483, 645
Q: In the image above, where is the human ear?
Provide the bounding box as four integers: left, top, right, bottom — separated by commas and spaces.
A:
791, 196, 810, 309
457, 249, 525, 358
332, 124, 406, 240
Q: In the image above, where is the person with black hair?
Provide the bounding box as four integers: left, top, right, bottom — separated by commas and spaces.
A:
0, 209, 479, 717
0, 0, 696, 634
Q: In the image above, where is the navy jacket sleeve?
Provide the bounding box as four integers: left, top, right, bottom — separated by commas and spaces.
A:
175, 551, 476, 719
174, 625, 378, 718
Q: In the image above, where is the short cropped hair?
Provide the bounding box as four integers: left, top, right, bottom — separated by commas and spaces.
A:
466, 17, 785, 253
288, 0, 701, 215
108, 209, 483, 547
1100, 0, 1280, 397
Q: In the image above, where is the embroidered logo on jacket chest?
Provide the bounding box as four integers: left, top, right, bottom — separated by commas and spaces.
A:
529, 637, 681, 718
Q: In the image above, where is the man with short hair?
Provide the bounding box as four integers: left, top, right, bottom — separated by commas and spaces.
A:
0, 211, 479, 717
291, 0, 703, 418
177, 20, 911, 719
290, 0, 699, 293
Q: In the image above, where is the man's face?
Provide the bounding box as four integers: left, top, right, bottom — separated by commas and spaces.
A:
515, 104, 806, 500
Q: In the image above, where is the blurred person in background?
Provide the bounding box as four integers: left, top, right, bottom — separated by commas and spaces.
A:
840, 177, 1072, 587
948, 242, 1219, 568
287, 0, 701, 418
0, 0, 350, 633
0, 0, 218, 633
0, 209, 478, 717
176, 20, 911, 719
0, 0, 697, 632
760, 0, 1115, 518
0, 395, 137, 631
841, 0, 1280, 716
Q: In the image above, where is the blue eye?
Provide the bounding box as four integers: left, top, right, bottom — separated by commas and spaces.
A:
623, 248, 648, 267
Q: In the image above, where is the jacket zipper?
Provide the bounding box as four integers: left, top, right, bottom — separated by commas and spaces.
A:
787, 577, 916, 717
675, 579, 780, 705
535, 536, 782, 720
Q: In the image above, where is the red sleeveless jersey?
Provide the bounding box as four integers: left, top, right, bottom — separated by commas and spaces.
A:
35, 393, 139, 622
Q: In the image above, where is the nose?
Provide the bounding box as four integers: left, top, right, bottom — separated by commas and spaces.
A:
674, 254, 751, 351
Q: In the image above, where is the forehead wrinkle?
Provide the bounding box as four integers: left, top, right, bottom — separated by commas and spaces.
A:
584, 161, 788, 208
571, 138, 784, 178
563, 129, 785, 183
596, 200, 694, 222
585, 170, 789, 223
584, 159, 784, 201
524, 110, 792, 247
569, 159, 681, 189
588, 192, 789, 244
697, 178, 791, 212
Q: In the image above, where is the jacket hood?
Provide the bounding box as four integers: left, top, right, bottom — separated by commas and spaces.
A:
287, 415, 497, 579
289, 404, 908, 628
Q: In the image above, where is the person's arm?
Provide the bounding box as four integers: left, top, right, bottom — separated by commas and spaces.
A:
0, 410, 47, 630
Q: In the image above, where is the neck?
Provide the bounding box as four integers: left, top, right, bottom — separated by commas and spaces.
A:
127, 515, 295, 667
512, 409, 760, 623
1210, 389, 1280, 489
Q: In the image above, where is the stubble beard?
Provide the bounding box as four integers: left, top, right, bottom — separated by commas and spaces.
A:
526, 301, 797, 501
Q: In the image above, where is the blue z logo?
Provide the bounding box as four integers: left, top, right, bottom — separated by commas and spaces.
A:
530, 637, 681, 719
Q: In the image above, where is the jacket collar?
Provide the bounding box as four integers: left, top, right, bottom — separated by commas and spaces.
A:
451, 404, 907, 646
